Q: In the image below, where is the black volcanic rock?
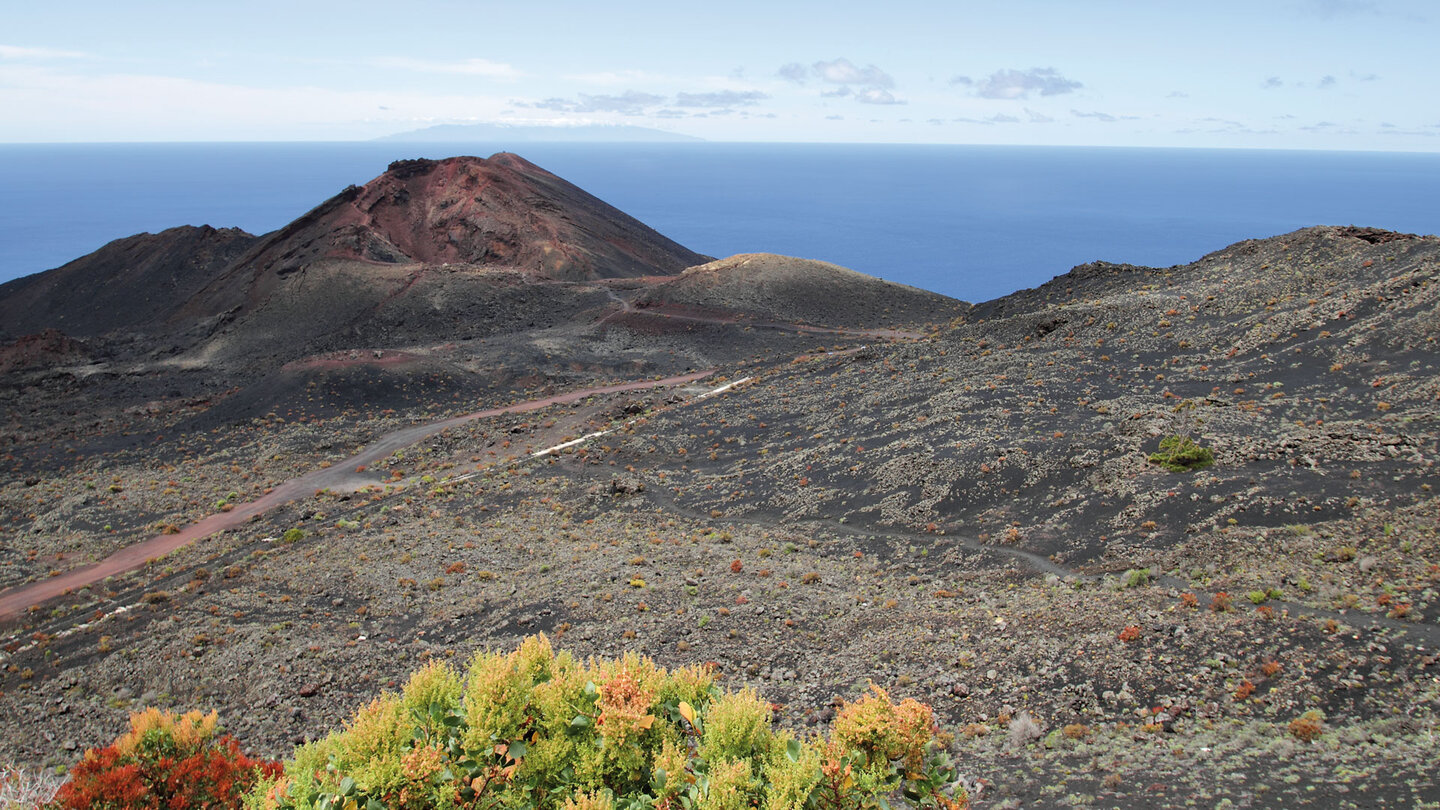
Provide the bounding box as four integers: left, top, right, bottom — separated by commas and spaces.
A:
0, 225, 257, 340
1332, 225, 1422, 244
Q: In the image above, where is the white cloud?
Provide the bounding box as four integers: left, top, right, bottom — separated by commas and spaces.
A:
370, 56, 521, 79
856, 88, 903, 105
673, 90, 768, 108
1071, 109, 1140, 122
956, 108, 1055, 125
0, 45, 89, 60
812, 57, 894, 88
777, 63, 807, 83
522, 90, 666, 115
783, 58, 903, 105
518, 87, 768, 117
1299, 120, 1360, 134
968, 68, 1082, 100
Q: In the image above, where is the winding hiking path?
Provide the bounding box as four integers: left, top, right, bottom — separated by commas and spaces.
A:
0, 370, 715, 620
0, 291, 927, 621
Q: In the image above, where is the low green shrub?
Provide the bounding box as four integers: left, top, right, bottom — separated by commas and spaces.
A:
248, 634, 967, 810
1147, 435, 1214, 472
1120, 568, 1152, 589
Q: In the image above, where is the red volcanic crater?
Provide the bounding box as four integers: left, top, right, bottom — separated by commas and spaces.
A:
233, 153, 709, 282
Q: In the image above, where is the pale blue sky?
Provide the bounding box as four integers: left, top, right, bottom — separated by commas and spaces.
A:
2, 0, 1435, 149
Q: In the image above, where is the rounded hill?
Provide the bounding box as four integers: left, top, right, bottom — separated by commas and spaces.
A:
634, 253, 967, 330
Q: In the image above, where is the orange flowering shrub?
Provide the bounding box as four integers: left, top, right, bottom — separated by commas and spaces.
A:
832, 684, 938, 778
1289, 710, 1326, 741
48, 708, 279, 810
595, 670, 656, 746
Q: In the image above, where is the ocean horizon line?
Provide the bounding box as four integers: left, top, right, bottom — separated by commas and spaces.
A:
3, 140, 1440, 157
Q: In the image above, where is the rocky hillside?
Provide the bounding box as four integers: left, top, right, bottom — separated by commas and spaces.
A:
638, 226, 1440, 560
1, 167, 1436, 807
0, 225, 257, 340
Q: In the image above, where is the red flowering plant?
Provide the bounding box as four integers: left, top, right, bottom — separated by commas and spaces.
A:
47, 707, 280, 810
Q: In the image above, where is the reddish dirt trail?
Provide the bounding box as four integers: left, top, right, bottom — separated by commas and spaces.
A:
0, 370, 715, 620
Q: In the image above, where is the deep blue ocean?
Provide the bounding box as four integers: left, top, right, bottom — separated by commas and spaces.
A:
1, 142, 1436, 303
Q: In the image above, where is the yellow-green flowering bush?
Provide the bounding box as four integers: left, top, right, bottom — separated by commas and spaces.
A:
247, 635, 966, 810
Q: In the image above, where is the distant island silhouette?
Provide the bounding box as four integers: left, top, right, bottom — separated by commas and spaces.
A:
375, 123, 702, 143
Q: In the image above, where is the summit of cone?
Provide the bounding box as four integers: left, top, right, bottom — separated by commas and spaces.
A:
229, 153, 709, 282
